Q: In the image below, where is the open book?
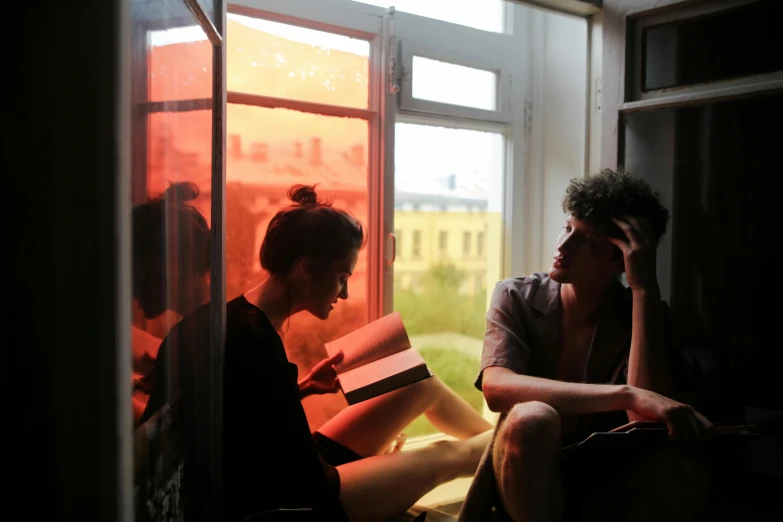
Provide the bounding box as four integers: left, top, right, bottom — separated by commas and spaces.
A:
324, 312, 432, 405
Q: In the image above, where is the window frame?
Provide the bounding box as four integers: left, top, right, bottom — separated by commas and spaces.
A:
226, 0, 533, 317
131, 0, 227, 518
226, 1, 389, 321
393, 9, 524, 124
399, 40, 513, 123
626, 0, 783, 106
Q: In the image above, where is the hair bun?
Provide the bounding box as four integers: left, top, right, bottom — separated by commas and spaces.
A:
164, 181, 200, 203
288, 184, 319, 206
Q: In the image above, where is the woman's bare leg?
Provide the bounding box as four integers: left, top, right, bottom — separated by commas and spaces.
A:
338, 430, 492, 522
317, 375, 492, 457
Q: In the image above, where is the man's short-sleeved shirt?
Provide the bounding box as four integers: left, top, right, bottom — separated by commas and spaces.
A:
476, 272, 653, 444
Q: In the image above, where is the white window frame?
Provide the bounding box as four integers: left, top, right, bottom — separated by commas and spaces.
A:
229, 0, 534, 312
389, 6, 532, 284
398, 38, 513, 123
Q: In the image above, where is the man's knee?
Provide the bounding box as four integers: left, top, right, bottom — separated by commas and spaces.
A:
497, 401, 561, 451
492, 402, 562, 513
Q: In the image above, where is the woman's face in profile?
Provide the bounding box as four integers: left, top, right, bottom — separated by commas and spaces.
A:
305, 248, 359, 321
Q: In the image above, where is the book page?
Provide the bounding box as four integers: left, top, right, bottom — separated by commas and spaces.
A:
324, 312, 411, 374
337, 348, 427, 395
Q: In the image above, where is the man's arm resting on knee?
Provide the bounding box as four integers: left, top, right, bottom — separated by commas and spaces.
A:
482, 366, 635, 416
625, 289, 675, 421
482, 366, 713, 439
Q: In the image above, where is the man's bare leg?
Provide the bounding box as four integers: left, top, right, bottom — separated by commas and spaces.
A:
493, 401, 563, 522
338, 431, 492, 522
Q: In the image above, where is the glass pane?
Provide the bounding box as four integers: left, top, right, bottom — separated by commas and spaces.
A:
358, 0, 506, 33
146, 111, 213, 225
393, 123, 504, 437
227, 14, 370, 109
412, 56, 497, 111
131, 0, 214, 517
148, 26, 212, 102
197, 0, 215, 24
642, 0, 783, 91
226, 104, 369, 430
133, 109, 213, 520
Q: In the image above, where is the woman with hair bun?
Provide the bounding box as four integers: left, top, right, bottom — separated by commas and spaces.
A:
142, 184, 492, 522
131, 182, 211, 423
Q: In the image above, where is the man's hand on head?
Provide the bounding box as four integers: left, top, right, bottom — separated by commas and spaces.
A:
609, 215, 659, 295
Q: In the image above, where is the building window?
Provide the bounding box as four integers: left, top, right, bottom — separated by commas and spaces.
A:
477, 231, 485, 257
438, 230, 448, 255
463, 231, 471, 257
412, 230, 422, 258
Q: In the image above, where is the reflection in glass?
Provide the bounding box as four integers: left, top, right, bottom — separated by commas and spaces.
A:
134, 108, 212, 418
227, 14, 370, 108
393, 123, 504, 436
412, 56, 497, 111
147, 111, 213, 224
148, 27, 212, 102
131, 0, 214, 518
226, 104, 369, 429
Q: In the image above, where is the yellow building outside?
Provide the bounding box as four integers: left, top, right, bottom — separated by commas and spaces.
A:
393, 209, 503, 303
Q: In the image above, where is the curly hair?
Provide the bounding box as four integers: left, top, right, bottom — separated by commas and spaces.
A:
562, 169, 671, 242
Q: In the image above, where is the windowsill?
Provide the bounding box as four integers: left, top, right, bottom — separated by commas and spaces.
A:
403, 408, 500, 508
416, 476, 474, 509
400, 433, 472, 507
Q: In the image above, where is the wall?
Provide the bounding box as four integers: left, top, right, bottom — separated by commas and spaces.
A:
523, 6, 588, 274
622, 109, 676, 300
595, 0, 700, 168
588, 11, 603, 173
11, 0, 133, 519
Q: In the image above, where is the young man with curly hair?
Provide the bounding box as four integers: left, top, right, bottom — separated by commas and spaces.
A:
465, 169, 713, 522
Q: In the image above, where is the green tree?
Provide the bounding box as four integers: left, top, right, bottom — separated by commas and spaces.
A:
394, 263, 487, 338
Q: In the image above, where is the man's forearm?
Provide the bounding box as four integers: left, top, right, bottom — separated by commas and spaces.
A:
483, 367, 633, 416
626, 290, 673, 396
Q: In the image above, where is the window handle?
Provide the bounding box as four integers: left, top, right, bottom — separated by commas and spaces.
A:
387, 233, 396, 265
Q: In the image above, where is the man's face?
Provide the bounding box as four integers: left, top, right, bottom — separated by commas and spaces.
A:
548, 215, 622, 286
